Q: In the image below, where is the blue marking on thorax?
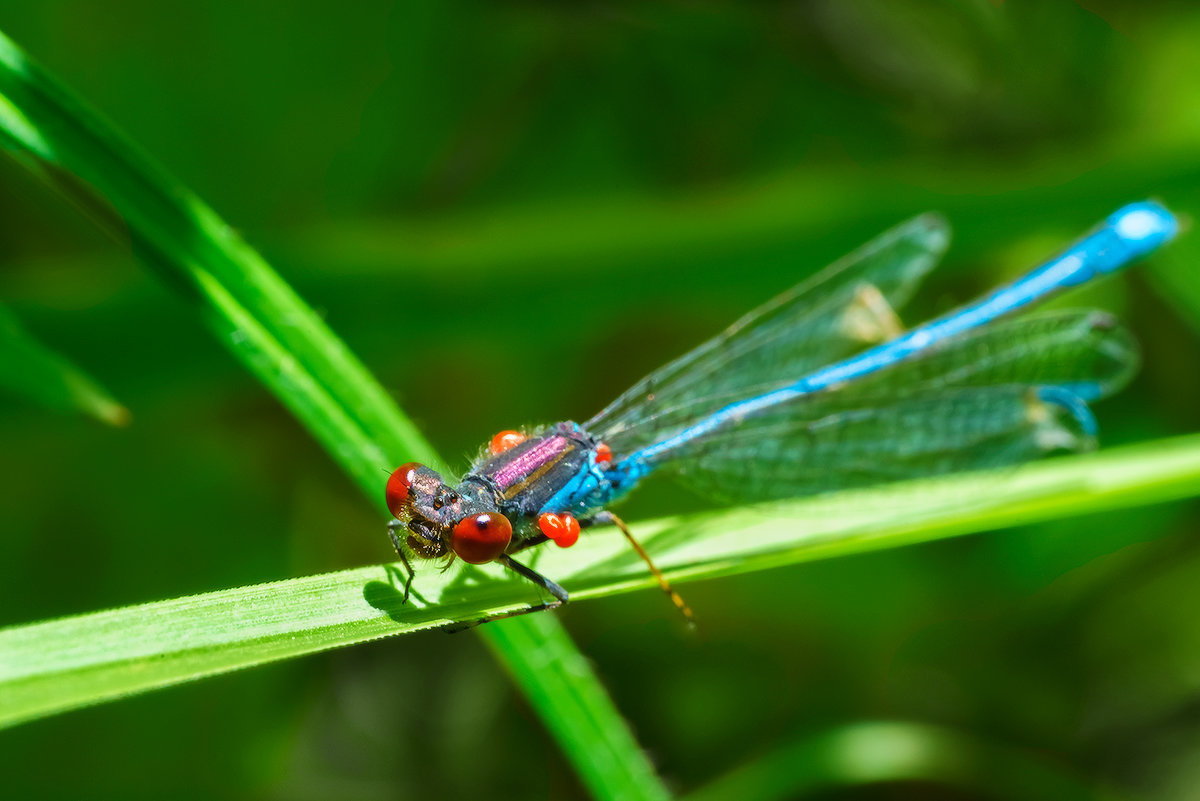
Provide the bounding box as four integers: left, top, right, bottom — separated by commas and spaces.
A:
622, 201, 1176, 466
538, 447, 619, 516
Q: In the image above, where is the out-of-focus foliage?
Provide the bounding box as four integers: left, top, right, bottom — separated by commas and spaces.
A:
0, 1, 1198, 799
0, 301, 127, 425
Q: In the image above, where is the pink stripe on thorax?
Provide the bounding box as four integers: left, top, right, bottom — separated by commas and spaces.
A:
493, 436, 569, 489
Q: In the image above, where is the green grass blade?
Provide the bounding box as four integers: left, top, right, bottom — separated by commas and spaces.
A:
3, 433, 1199, 732
0, 28, 667, 801
0, 31, 437, 471
681, 720, 1130, 801
483, 613, 672, 801
0, 301, 128, 425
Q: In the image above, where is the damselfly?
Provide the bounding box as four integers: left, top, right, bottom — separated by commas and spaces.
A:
385, 201, 1178, 621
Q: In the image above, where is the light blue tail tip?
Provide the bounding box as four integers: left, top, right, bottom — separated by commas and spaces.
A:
1037, 386, 1099, 438
1108, 200, 1178, 257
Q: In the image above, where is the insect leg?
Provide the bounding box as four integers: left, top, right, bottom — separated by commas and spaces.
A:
589, 511, 695, 626
495, 553, 569, 607
504, 533, 550, 555
428, 553, 568, 633
386, 519, 416, 605
436, 554, 567, 632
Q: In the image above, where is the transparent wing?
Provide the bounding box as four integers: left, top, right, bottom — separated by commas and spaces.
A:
645, 309, 1136, 502
666, 385, 1093, 502
841, 308, 1138, 401
587, 214, 951, 454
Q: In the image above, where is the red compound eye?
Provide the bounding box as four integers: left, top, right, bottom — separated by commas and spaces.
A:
539, 512, 581, 548
385, 462, 422, 517
490, 430, 526, 455
450, 513, 513, 564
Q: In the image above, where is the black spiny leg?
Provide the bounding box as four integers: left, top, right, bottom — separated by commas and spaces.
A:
443, 554, 568, 631
495, 553, 568, 609
386, 519, 416, 604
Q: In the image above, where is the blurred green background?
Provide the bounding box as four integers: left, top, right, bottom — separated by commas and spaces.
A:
2, 1, 1200, 798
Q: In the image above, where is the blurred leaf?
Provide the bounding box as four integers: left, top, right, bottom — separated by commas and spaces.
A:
0, 27, 669, 801
2, 433, 1199, 731
1149, 246, 1200, 338
0, 301, 128, 425
682, 720, 1129, 801
283, 155, 1200, 281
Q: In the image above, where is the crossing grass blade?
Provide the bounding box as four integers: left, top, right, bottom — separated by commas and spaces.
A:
0, 28, 669, 801
2, 433, 1200, 732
